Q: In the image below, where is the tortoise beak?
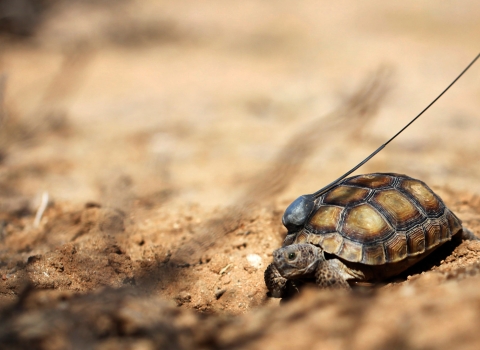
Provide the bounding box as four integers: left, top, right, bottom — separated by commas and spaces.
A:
272, 249, 282, 265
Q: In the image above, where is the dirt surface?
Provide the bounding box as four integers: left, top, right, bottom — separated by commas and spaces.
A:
0, 1, 480, 349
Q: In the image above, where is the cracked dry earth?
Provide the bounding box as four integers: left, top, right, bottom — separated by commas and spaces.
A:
1, 0, 480, 349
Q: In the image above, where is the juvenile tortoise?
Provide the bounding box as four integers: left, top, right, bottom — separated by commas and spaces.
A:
264, 55, 480, 297
265, 173, 477, 297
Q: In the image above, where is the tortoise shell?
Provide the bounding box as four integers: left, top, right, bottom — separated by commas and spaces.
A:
284, 173, 463, 265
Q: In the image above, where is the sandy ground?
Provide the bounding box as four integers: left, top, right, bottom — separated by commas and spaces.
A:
0, 1, 480, 349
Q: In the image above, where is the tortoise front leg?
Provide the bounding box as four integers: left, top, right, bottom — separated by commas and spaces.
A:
315, 259, 364, 290
264, 263, 304, 299
264, 263, 289, 298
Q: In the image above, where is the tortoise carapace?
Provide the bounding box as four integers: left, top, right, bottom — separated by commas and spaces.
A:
265, 173, 476, 296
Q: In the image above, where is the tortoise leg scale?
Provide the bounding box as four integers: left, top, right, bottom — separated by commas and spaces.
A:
264, 263, 289, 298
315, 259, 354, 290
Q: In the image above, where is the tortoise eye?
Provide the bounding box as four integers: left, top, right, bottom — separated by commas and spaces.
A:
287, 252, 296, 260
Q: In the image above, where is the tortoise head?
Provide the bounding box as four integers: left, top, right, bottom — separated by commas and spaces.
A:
282, 194, 315, 233
273, 243, 324, 279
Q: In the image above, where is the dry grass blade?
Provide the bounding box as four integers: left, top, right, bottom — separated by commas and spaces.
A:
174, 67, 393, 264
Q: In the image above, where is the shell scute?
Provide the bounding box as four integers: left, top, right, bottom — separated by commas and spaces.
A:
294, 231, 308, 244
423, 220, 442, 248
446, 210, 463, 236
438, 216, 450, 241
384, 231, 408, 262
406, 225, 426, 256
323, 186, 370, 206
338, 239, 363, 262
371, 189, 424, 229
344, 174, 394, 189
341, 203, 394, 243
362, 243, 386, 265
399, 179, 444, 217
307, 206, 342, 233
321, 232, 344, 254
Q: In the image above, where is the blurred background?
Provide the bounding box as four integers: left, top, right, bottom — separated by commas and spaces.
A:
0, 0, 479, 211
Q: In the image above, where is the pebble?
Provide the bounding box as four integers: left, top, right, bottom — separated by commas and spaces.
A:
215, 289, 226, 299
246, 254, 262, 269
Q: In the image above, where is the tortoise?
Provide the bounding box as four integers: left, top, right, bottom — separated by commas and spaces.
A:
265, 172, 477, 297
264, 55, 480, 297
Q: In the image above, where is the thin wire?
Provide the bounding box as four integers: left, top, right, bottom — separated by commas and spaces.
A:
313, 53, 480, 198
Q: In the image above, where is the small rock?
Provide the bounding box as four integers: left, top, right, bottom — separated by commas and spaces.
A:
215, 289, 226, 299
174, 291, 191, 306
246, 254, 262, 269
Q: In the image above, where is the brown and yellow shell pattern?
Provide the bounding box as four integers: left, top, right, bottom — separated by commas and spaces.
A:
291, 173, 462, 265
